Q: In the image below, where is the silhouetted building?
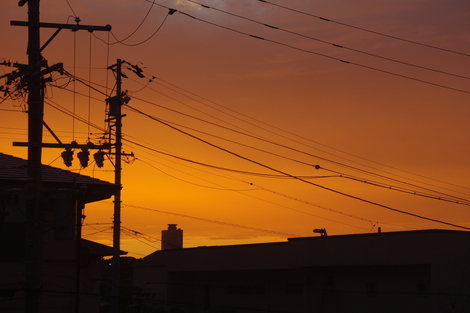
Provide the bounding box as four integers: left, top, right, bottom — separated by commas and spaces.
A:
0, 152, 124, 313
134, 229, 470, 313
161, 224, 183, 250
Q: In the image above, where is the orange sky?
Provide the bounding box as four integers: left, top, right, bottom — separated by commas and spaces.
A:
1, 0, 470, 258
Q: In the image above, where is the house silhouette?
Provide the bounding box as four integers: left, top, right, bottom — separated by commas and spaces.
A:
134, 227, 470, 313
0, 152, 125, 313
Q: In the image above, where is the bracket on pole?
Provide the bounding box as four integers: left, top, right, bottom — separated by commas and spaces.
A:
10, 21, 112, 32
10, 21, 112, 52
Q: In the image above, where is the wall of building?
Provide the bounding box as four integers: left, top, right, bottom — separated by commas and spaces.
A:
134, 230, 470, 313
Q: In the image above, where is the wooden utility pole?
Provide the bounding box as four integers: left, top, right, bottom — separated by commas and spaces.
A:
22, 1, 44, 312
107, 59, 126, 313
113, 60, 123, 313
11, 1, 111, 312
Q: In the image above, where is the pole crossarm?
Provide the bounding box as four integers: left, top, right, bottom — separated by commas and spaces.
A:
13, 141, 112, 149
11, 21, 112, 52
12, 141, 133, 157
10, 21, 112, 32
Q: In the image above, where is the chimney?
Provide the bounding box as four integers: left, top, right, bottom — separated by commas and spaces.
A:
161, 224, 183, 250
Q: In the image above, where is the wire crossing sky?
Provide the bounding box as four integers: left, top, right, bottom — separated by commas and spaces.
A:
1, 0, 470, 257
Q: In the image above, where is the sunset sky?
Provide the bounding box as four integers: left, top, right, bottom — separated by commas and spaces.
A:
1, 0, 470, 258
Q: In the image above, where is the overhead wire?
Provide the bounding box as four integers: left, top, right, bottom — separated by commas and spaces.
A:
45, 99, 107, 134
120, 227, 160, 251
256, 0, 470, 58
0, 108, 22, 112
56, 68, 468, 204
123, 136, 297, 179
62, 70, 110, 97
51, 79, 470, 229
123, 133, 395, 232
13, 1, 468, 253
109, 0, 156, 44
127, 77, 265, 138
92, 4, 173, 47
61, 69, 470, 205
46, 61, 470, 232
87, 31, 93, 139
72, 30, 77, 139
183, 0, 470, 81
330, 171, 470, 206
145, 0, 470, 94
55, 70, 470, 211
134, 154, 375, 231
125, 98, 470, 205
123, 102, 470, 231
137, 157, 263, 191
110, 11, 171, 47
2, 90, 462, 249
128, 138, 371, 231
258, 0, 470, 57
64, 0, 78, 19
140, 74, 470, 197
122, 203, 301, 237
124, 101, 325, 168
136, 66, 470, 199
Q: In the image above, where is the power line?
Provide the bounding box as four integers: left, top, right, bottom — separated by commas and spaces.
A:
124, 135, 297, 179
110, 0, 156, 45
58, 84, 452, 230
137, 157, 263, 191
64, 0, 78, 18
124, 103, 470, 231
45, 99, 107, 134
135, 155, 377, 231
34, 57, 470, 200
127, 138, 410, 232
53, 71, 470, 212
183, 0, 470, 81
62, 70, 110, 97
122, 203, 301, 237
127, 77, 264, 138
333, 172, 470, 206
26, 59, 470, 232
139, 73, 470, 197
125, 99, 470, 206
145, 0, 470, 94
107, 8, 173, 46
256, 0, 470, 57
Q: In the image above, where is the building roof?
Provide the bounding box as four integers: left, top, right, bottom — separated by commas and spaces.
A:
134, 229, 470, 269
81, 239, 127, 256
0, 152, 117, 202
0, 152, 113, 185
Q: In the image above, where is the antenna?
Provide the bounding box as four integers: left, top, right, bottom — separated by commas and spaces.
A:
313, 228, 328, 236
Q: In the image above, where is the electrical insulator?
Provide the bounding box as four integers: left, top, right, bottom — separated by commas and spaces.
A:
61, 145, 74, 167
94, 151, 105, 168
77, 146, 90, 168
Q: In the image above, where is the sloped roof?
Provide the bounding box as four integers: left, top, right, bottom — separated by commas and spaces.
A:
0, 152, 113, 186
134, 229, 470, 267
81, 239, 127, 256
0, 152, 117, 202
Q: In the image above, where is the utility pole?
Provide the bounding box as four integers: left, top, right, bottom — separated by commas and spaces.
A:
113, 60, 123, 313
11, 1, 111, 312
107, 59, 126, 313
23, 0, 43, 312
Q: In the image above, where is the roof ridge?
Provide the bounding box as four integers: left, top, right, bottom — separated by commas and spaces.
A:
0, 152, 114, 186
